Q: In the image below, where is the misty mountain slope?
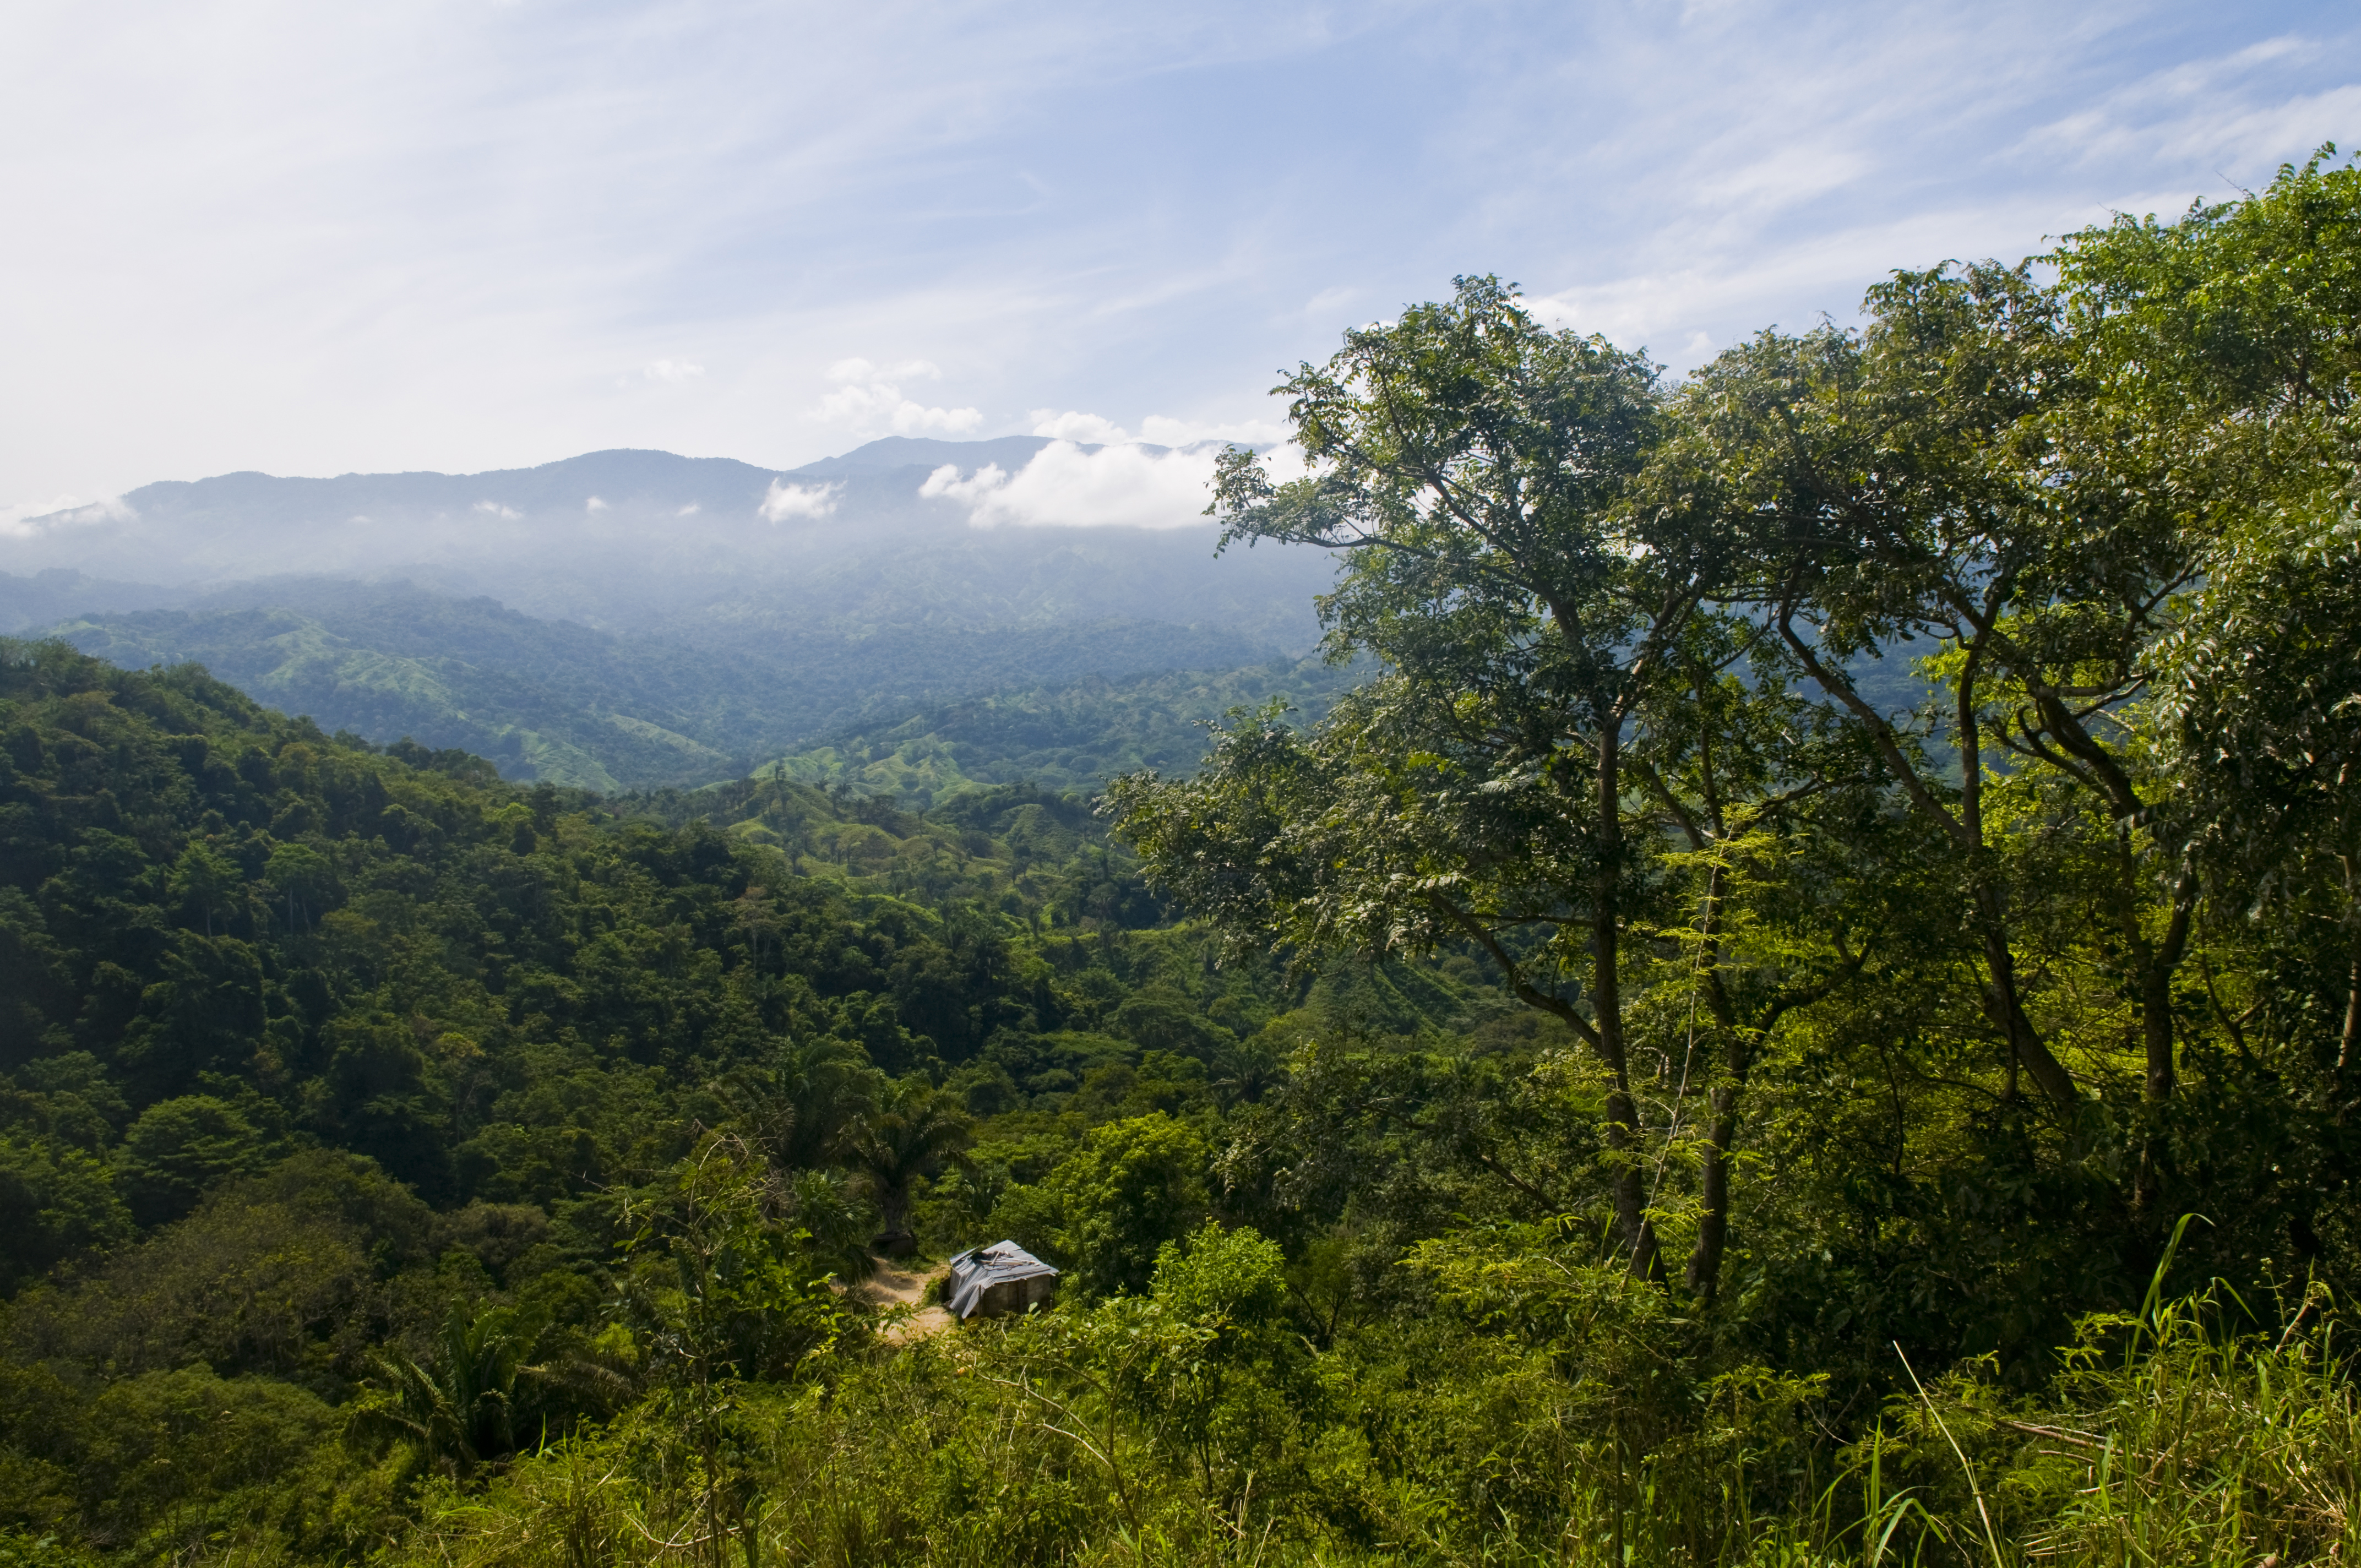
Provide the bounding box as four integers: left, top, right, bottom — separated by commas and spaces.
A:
757, 655, 1369, 804
645, 528, 1329, 654
46, 598, 688, 792
0, 569, 191, 633
2, 439, 1338, 649
39, 579, 1285, 791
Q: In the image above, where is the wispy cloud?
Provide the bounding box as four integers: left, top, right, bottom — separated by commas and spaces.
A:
2025, 39, 2361, 175
1029, 409, 1131, 443
820, 358, 981, 436
1137, 415, 1291, 448
0, 494, 130, 540
473, 499, 521, 519
1, 0, 2352, 501
1028, 409, 1291, 448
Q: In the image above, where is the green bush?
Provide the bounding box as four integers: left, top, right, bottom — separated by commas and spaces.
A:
1024, 1112, 1210, 1299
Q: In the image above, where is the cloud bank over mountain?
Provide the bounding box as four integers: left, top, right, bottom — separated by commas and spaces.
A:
0, 435, 1345, 790
920, 440, 1227, 530
0, 436, 1339, 652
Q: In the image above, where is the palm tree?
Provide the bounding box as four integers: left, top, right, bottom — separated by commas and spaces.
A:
737, 1035, 880, 1172
841, 1080, 973, 1257
346, 1303, 629, 1477
347, 1304, 531, 1478
787, 1166, 878, 1283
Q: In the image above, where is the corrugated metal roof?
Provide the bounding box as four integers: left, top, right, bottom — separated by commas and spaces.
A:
946, 1240, 1059, 1319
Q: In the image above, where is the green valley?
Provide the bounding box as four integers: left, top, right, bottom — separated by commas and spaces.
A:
41, 580, 1287, 793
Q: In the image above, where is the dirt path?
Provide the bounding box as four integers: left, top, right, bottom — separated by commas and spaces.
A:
855, 1257, 953, 1343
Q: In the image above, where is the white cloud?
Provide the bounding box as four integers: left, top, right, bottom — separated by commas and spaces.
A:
3, 0, 2347, 508
473, 499, 521, 519
898, 402, 986, 434
677, 502, 700, 515
919, 462, 1007, 505
1521, 192, 2118, 366
918, 440, 1221, 529
0, 494, 130, 539
1029, 409, 1131, 443
2037, 76, 2361, 176
760, 478, 841, 521
586, 496, 608, 512
644, 359, 706, 384
819, 359, 980, 436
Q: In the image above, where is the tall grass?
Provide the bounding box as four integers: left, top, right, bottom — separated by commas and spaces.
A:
382, 1280, 2361, 1567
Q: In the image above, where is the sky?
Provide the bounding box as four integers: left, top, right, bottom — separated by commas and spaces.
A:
4, 0, 2359, 530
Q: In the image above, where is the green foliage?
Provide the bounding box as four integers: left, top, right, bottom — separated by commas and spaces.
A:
1014, 1112, 1211, 1299
4, 1151, 417, 1378
1151, 1221, 1287, 1330
0, 1137, 128, 1293
841, 1079, 973, 1251
112, 1095, 273, 1226
349, 1303, 552, 1480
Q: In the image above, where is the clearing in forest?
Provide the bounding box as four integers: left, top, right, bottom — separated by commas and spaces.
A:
856, 1258, 953, 1343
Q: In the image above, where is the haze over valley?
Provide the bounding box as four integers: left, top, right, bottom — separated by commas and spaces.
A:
1, 437, 1342, 791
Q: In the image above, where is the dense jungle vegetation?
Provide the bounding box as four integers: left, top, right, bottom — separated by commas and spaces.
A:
8, 154, 2361, 1566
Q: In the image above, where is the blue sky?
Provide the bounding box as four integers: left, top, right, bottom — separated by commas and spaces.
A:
4, 0, 2358, 526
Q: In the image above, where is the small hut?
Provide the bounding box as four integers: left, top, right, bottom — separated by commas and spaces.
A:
946, 1240, 1059, 1320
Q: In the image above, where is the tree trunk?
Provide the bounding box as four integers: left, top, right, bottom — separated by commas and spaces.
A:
2136, 877, 2195, 1106
2124, 874, 2196, 1214
2342, 935, 2361, 1079
873, 1184, 916, 1257
2341, 858, 2361, 1090
1687, 1082, 1739, 1304
1593, 723, 1662, 1281
1684, 850, 1741, 1304
1784, 616, 2077, 1107
1977, 917, 2077, 1106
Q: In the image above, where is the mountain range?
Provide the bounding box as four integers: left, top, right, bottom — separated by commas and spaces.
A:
1, 439, 1341, 791
1, 438, 1331, 643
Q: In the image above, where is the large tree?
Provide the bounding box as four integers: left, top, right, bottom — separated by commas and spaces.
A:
1111, 277, 1853, 1282
2061, 151, 2361, 1095
1664, 261, 2210, 1146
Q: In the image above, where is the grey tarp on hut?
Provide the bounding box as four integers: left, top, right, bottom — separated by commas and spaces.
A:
946, 1240, 1059, 1319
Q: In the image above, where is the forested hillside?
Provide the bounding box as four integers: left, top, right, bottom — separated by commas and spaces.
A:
756, 655, 1368, 801
43, 579, 1275, 792
7, 156, 2361, 1568
0, 636, 1510, 1563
